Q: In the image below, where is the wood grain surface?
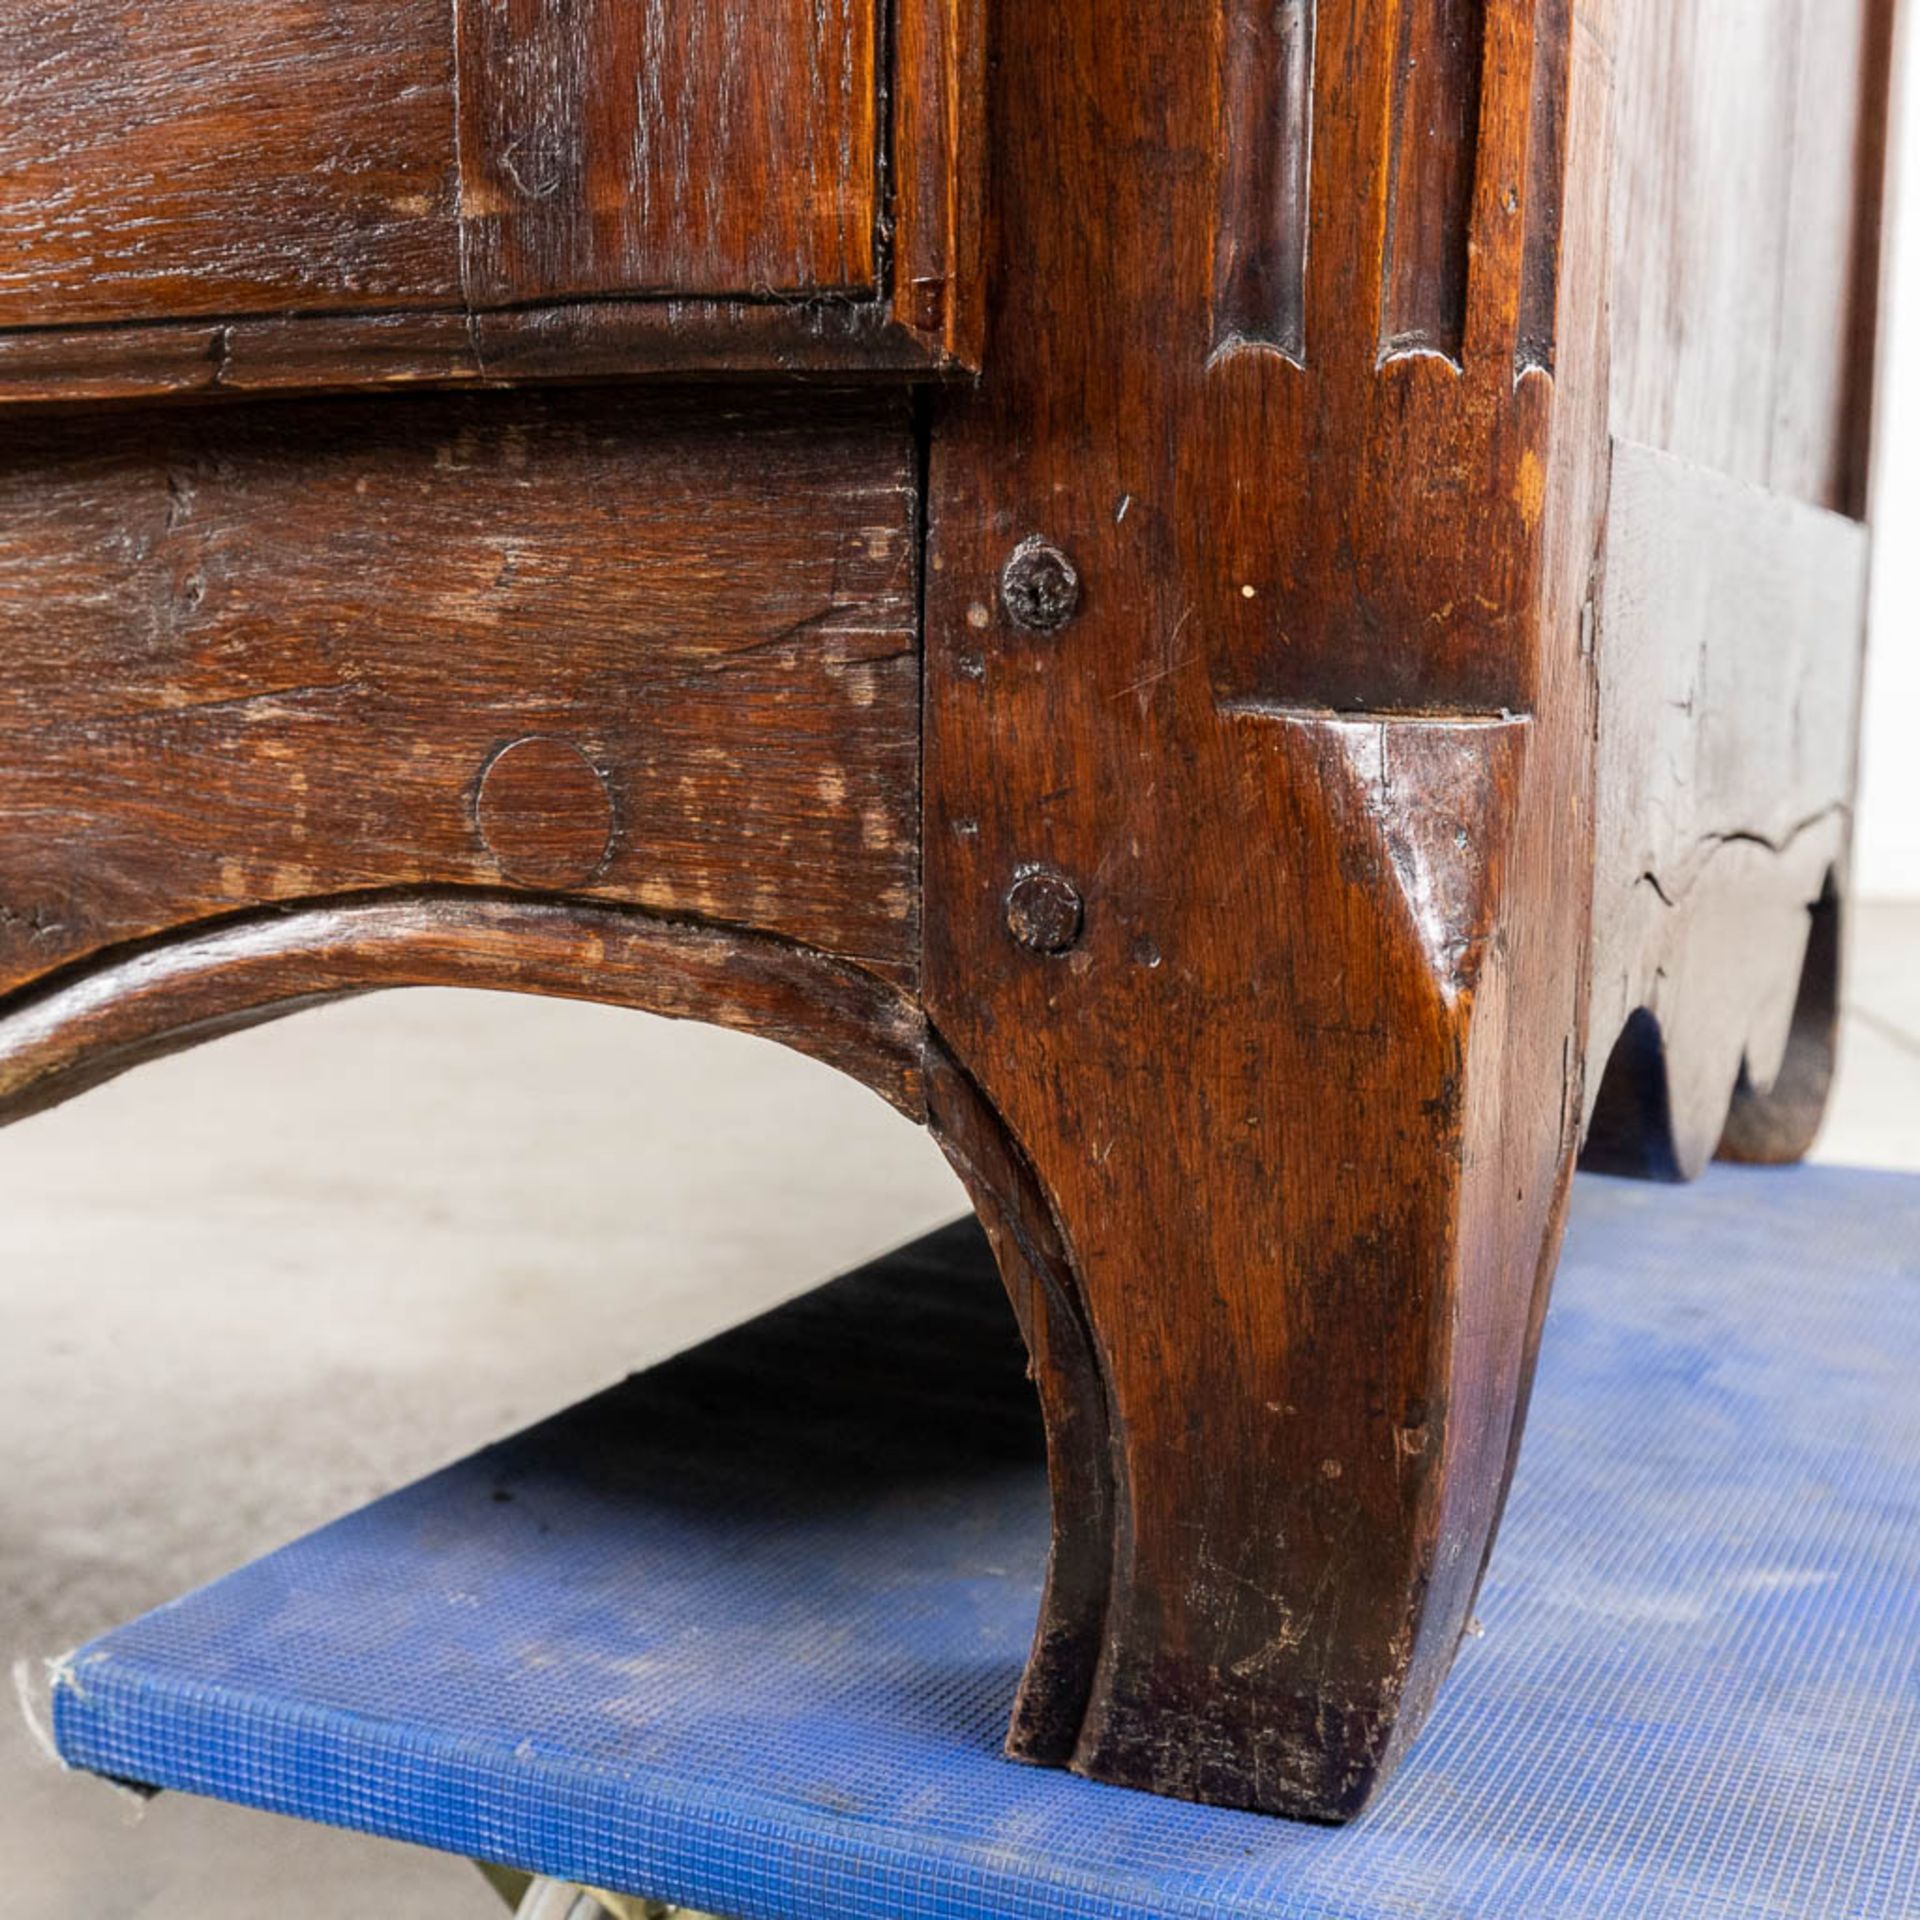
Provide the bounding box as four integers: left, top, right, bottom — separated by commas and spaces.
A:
0, 0, 1897, 1836
0, 0, 985, 395
1608, 0, 1898, 514
0, 301, 952, 410
919, 0, 1611, 1822
0, 894, 928, 1131
918, 0, 1893, 1824
891, 0, 989, 366
0, 390, 919, 999
0, 0, 460, 328
457, 0, 878, 305
1584, 439, 1868, 1179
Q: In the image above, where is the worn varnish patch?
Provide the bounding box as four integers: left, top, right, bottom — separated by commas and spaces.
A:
0, 389, 920, 994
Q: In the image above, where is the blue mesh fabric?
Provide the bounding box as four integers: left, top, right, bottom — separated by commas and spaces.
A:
50, 1166, 1920, 1919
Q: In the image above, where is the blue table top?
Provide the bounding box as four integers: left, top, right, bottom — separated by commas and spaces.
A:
49, 1165, 1920, 1919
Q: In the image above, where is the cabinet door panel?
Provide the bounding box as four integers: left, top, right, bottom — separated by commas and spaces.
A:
458, 0, 878, 305
0, 0, 461, 329
0, 0, 889, 343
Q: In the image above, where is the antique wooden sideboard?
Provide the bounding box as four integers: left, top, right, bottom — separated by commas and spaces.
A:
0, 0, 1899, 1823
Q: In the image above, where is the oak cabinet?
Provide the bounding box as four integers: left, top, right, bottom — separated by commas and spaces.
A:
0, 0, 1900, 1828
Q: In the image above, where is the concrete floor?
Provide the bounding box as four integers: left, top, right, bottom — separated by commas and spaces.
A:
5, 902, 1918, 1918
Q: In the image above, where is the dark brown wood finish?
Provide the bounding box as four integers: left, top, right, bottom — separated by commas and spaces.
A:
456, 0, 878, 304
917, 0, 1890, 1822
922, 1049, 1118, 1761
0, 390, 920, 995
0, 0, 461, 329
0, 0, 875, 323
891, 0, 990, 365
918, 0, 1608, 1821
0, 0, 983, 398
0, 0, 1899, 1834
0, 895, 927, 1133
0, 302, 953, 411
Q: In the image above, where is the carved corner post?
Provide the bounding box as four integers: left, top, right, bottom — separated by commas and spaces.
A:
923, 0, 1617, 1818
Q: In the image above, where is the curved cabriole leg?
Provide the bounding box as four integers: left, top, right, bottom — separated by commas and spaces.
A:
924, 1050, 1116, 1763
929, 713, 1583, 1821
919, 0, 1612, 1821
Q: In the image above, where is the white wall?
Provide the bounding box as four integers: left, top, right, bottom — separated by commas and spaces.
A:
1861, 13, 1920, 899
